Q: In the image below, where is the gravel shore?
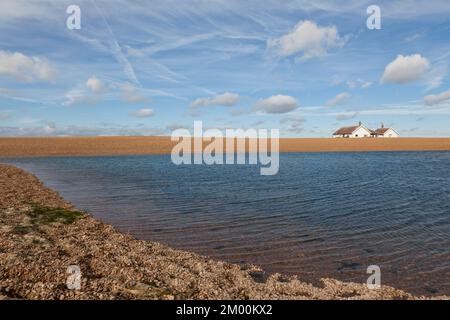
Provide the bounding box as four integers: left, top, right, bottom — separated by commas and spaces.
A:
1, 137, 450, 157
0, 164, 447, 300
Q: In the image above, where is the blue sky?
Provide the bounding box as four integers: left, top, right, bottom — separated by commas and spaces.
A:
1, 0, 450, 137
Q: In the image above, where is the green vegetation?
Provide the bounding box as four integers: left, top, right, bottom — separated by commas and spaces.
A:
26, 205, 84, 225
11, 225, 33, 235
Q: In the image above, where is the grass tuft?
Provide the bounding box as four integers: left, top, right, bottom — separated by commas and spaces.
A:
27, 205, 84, 225
11, 225, 33, 235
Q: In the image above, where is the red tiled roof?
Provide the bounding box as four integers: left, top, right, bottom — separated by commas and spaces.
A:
375, 128, 390, 134
333, 126, 359, 135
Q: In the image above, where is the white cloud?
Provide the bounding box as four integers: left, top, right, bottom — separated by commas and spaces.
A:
326, 92, 350, 106
189, 92, 240, 116
381, 54, 430, 84
63, 89, 85, 106
0, 0, 54, 22
0, 124, 164, 136
424, 64, 447, 90
191, 92, 240, 108
122, 83, 147, 103
42, 122, 57, 134
267, 20, 344, 61
330, 78, 342, 86
423, 89, 450, 106
86, 76, 105, 94
347, 80, 372, 89
64, 78, 105, 106
253, 95, 299, 114
404, 32, 424, 42
0, 50, 56, 82
126, 47, 145, 58
129, 108, 155, 118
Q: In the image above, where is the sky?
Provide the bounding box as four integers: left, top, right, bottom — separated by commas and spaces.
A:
1, 0, 450, 137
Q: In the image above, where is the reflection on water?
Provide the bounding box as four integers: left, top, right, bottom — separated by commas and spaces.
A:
3, 152, 449, 295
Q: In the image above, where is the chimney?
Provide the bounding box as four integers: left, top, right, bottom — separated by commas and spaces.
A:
358, 121, 362, 126
381, 122, 384, 128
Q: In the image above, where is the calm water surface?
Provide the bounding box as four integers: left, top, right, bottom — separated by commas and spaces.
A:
2, 152, 449, 295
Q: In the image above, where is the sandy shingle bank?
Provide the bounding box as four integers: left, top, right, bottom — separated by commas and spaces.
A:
1, 137, 450, 157
0, 164, 447, 300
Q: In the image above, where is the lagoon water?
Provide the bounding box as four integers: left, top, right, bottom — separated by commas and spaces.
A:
3, 152, 449, 295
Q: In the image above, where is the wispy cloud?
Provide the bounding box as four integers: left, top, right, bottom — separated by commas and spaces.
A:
121, 83, 148, 103
0, 123, 164, 136
129, 108, 155, 118
424, 63, 447, 90
326, 92, 350, 106
189, 92, 240, 116
191, 92, 240, 108
335, 111, 359, 121
126, 46, 145, 58
280, 116, 305, 133
90, 0, 140, 86
1, 0, 450, 137
423, 89, 450, 105
347, 80, 372, 89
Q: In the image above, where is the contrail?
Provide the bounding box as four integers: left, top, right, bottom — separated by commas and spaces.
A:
90, 0, 141, 86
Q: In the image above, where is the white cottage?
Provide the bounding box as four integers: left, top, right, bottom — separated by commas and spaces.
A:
374, 124, 400, 138
332, 122, 373, 138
